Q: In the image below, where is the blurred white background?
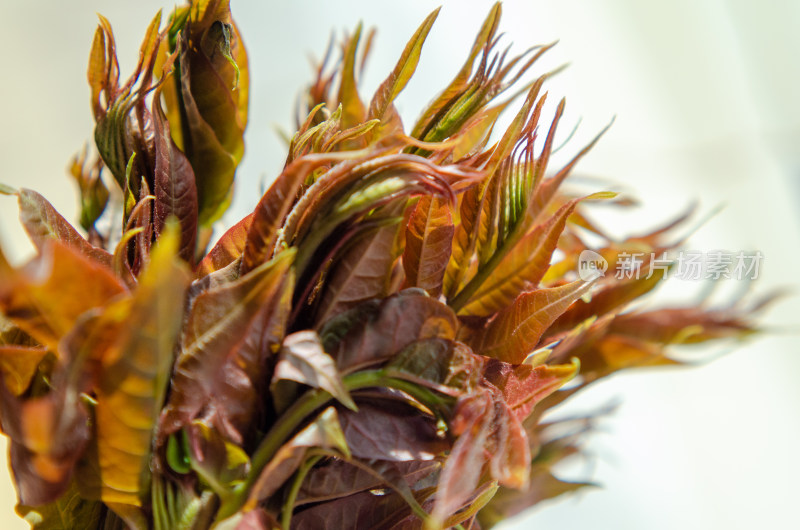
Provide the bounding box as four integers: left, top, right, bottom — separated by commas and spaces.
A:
0, 1, 798, 528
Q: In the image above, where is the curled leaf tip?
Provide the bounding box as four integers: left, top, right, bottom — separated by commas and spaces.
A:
202, 20, 240, 90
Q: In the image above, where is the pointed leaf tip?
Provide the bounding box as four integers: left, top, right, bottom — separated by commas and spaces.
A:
469, 280, 596, 363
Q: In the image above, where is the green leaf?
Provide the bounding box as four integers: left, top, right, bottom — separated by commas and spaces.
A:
165, 431, 191, 475
484, 78, 544, 176
185, 420, 250, 499
449, 97, 514, 161
410, 2, 502, 139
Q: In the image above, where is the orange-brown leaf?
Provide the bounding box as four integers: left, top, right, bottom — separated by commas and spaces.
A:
367, 8, 439, 126
529, 120, 613, 221
0, 389, 91, 506
0, 242, 125, 350
469, 280, 595, 363
241, 157, 328, 274
579, 334, 679, 381
609, 307, 755, 345
459, 198, 581, 317
77, 227, 190, 506
402, 196, 454, 297
443, 183, 484, 297
547, 270, 665, 338
0, 346, 47, 396
196, 213, 253, 277
337, 24, 366, 130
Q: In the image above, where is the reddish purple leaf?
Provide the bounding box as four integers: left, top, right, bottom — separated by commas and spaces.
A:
291, 485, 433, 530
153, 94, 198, 264
338, 400, 448, 462
384, 338, 484, 395
315, 202, 405, 326
431, 390, 493, 524
247, 407, 348, 505
326, 289, 459, 373
296, 459, 439, 506
483, 358, 579, 422
159, 250, 294, 444
17, 189, 112, 267
271, 330, 356, 413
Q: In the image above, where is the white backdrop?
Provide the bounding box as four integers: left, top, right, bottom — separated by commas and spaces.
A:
0, 1, 798, 528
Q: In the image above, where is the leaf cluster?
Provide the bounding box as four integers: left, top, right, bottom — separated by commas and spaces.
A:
0, 2, 766, 529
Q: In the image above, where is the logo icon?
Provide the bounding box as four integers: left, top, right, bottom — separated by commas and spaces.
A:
578, 250, 607, 281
